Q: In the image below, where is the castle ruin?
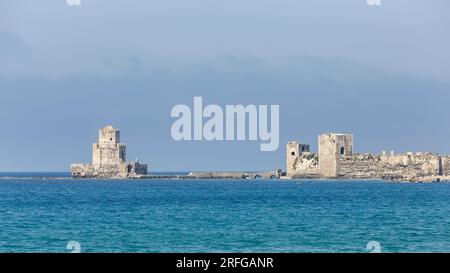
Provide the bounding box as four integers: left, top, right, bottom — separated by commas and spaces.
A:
71, 126, 148, 178
287, 133, 450, 182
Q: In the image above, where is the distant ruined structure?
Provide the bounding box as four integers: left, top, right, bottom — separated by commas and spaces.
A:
71, 126, 148, 178
287, 133, 450, 182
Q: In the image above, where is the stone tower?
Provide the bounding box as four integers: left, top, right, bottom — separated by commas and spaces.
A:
71, 126, 148, 178
286, 141, 310, 177
318, 133, 353, 178
92, 126, 126, 165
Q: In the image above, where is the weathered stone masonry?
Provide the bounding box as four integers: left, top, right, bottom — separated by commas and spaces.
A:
71, 126, 148, 178
287, 133, 450, 182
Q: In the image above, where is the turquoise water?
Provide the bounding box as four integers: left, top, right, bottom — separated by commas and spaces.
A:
1, 174, 450, 253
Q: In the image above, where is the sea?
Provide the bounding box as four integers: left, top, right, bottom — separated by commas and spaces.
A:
1, 172, 450, 253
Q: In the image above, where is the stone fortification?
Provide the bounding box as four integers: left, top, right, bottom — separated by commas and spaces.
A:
287, 133, 450, 182
71, 126, 148, 178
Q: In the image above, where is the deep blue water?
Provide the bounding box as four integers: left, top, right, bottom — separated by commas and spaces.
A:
1, 174, 450, 253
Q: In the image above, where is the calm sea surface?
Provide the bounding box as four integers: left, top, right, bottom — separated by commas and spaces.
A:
1, 173, 450, 253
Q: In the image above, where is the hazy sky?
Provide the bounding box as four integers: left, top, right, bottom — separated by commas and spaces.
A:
0, 0, 449, 172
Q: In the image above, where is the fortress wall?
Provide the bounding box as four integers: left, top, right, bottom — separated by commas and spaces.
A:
338, 154, 381, 179
71, 163, 129, 178
380, 153, 440, 178
338, 153, 441, 180
291, 153, 319, 178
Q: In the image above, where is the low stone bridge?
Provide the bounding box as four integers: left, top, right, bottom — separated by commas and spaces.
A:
187, 170, 281, 180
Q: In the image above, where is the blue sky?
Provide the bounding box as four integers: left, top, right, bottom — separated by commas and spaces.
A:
0, 0, 449, 172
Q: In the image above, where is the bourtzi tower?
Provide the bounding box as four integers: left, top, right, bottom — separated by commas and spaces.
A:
71, 126, 148, 178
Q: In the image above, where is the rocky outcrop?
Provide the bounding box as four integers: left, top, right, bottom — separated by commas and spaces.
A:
71, 161, 148, 179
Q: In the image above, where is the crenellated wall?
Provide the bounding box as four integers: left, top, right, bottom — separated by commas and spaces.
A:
338, 152, 441, 181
